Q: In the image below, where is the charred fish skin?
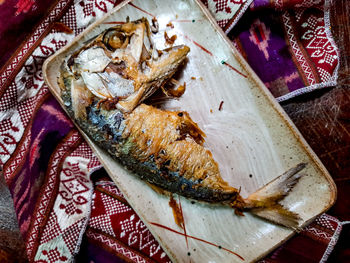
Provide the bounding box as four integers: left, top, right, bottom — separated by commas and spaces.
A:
58, 17, 239, 203
61, 65, 305, 229
61, 79, 126, 157
58, 18, 307, 229
60, 67, 238, 204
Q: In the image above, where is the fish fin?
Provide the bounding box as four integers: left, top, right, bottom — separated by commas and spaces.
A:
250, 205, 302, 231
244, 163, 307, 229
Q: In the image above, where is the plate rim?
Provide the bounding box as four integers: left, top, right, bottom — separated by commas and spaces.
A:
42, 0, 337, 261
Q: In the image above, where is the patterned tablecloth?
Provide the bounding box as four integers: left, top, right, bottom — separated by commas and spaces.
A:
0, 0, 348, 262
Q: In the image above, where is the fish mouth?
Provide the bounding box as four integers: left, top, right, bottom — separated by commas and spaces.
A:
67, 17, 190, 114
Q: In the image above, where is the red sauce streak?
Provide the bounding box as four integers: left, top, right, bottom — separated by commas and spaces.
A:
149, 222, 245, 261
169, 195, 184, 229
178, 197, 189, 249
184, 35, 213, 56
128, 2, 155, 18
183, 35, 247, 78
222, 61, 247, 78
103, 21, 125, 25
219, 100, 224, 111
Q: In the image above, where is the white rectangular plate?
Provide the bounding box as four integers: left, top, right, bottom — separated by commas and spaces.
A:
43, 0, 336, 262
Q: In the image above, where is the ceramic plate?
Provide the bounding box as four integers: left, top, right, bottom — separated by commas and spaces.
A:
43, 0, 336, 262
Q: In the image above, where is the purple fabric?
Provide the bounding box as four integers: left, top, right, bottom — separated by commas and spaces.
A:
228, 0, 338, 100
77, 234, 127, 263
231, 12, 305, 95
252, 0, 271, 9
8, 95, 73, 237
0, 0, 58, 69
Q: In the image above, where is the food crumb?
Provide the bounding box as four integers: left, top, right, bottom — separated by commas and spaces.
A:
219, 100, 224, 111
199, 77, 203, 81
167, 80, 186, 97
157, 49, 163, 57
191, 76, 196, 80
166, 22, 174, 28
164, 31, 177, 45
151, 17, 159, 33
210, 109, 213, 113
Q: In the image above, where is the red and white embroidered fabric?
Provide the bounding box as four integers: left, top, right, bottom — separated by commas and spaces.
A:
32, 135, 99, 262
0, 0, 72, 90
278, 0, 339, 100
231, 0, 339, 101
204, 0, 251, 30
87, 181, 172, 262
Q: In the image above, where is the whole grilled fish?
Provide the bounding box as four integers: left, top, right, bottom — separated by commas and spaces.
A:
58, 18, 305, 229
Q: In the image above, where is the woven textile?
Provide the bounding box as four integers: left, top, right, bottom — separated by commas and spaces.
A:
229, 0, 339, 101
0, 0, 343, 262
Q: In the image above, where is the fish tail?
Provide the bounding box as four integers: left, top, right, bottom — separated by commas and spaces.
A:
239, 163, 307, 229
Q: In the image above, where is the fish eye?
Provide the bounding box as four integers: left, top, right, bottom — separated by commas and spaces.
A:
103, 29, 127, 50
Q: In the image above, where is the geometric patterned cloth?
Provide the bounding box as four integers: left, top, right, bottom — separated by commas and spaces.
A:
259, 214, 344, 263
84, 180, 171, 263
228, 0, 339, 101
0, 0, 343, 262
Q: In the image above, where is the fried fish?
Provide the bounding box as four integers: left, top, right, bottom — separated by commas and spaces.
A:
58, 18, 305, 229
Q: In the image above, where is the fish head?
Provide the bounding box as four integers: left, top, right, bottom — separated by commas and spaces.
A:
68, 18, 190, 113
